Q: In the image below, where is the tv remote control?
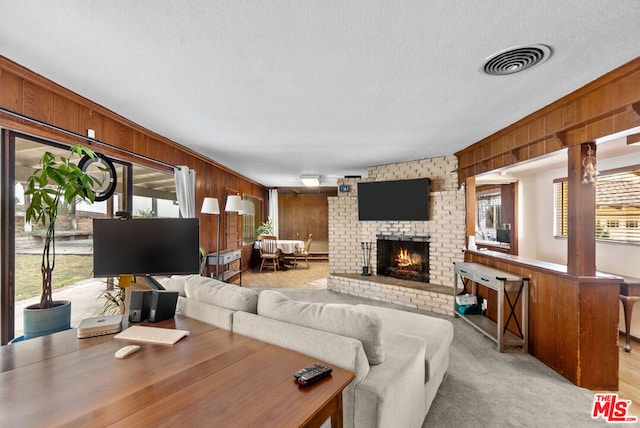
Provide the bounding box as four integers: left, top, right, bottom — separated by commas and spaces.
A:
296, 365, 333, 386
294, 363, 323, 379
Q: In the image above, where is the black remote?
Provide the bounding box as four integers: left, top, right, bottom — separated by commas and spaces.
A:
296, 365, 333, 386
294, 363, 322, 379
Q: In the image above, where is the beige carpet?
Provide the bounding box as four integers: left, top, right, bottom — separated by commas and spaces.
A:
235, 261, 328, 289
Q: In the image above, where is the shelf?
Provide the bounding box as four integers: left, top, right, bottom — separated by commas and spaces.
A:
207, 249, 242, 285
456, 312, 526, 348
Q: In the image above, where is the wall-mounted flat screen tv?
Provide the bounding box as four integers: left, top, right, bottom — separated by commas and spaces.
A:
358, 178, 430, 221
93, 218, 200, 277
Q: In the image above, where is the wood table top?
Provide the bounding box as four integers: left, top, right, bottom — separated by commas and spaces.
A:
0, 316, 354, 427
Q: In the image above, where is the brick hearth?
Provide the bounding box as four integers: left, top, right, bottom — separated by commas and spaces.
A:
328, 273, 454, 316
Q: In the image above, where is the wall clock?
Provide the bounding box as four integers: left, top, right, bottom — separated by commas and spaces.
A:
78, 153, 117, 202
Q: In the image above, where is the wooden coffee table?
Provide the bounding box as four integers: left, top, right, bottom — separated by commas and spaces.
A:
0, 315, 354, 427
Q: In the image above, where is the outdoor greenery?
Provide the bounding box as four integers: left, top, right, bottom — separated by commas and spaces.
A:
15, 254, 93, 300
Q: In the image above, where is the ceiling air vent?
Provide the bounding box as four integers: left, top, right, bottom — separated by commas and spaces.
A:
482, 44, 552, 76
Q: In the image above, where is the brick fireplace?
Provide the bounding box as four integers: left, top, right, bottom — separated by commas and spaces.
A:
376, 234, 430, 283
327, 154, 464, 315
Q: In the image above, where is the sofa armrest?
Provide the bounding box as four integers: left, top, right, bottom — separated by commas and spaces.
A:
355, 332, 427, 428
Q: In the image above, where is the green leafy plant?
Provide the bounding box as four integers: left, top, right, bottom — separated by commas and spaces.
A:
199, 247, 208, 275
99, 284, 126, 315
256, 216, 274, 235
24, 145, 97, 310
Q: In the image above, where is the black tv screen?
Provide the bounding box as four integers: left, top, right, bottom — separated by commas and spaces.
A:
93, 218, 200, 277
358, 178, 430, 221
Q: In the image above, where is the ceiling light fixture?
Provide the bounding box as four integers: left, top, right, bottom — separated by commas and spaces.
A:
300, 175, 321, 186
482, 44, 552, 76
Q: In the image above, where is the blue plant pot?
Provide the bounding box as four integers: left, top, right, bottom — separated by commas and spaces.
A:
23, 300, 71, 340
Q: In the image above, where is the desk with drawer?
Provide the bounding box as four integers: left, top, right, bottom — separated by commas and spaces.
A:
454, 261, 528, 353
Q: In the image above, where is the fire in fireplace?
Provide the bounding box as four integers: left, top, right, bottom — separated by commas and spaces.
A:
376, 235, 430, 283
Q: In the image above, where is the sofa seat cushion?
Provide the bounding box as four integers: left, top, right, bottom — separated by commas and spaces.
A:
184, 275, 259, 313
258, 290, 385, 364
358, 305, 453, 383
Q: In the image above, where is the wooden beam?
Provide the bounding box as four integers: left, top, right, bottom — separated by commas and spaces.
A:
554, 131, 568, 147
567, 143, 596, 276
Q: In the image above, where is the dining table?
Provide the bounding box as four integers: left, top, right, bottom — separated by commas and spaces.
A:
276, 239, 305, 254
254, 239, 305, 269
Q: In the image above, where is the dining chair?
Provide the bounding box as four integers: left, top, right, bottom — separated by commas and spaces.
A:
259, 235, 279, 272
294, 234, 313, 269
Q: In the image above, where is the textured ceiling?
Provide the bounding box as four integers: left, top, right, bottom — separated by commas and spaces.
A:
0, 1, 639, 187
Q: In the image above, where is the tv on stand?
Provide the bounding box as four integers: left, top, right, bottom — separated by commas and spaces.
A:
93, 217, 200, 322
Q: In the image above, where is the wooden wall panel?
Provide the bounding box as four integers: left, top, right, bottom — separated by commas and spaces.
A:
0, 69, 21, 112
278, 193, 333, 243
579, 279, 619, 388
456, 57, 640, 184
53, 95, 80, 140
0, 55, 266, 269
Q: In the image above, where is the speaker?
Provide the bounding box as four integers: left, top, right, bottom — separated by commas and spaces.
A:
148, 290, 179, 323
129, 290, 152, 323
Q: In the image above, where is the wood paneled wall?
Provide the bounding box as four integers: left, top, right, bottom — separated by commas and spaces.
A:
0, 56, 267, 256
456, 57, 640, 183
278, 192, 334, 243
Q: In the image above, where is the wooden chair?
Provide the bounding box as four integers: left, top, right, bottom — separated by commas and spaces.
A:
259, 235, 279, 272
293, 234, 313, 269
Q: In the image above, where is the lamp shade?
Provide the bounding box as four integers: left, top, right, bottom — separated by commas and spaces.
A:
201, 197, 220, 215
240, 200, 255, 215
225, 195, 243, 212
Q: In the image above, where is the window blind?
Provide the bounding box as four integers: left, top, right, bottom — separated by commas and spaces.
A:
553, 166, 640, 243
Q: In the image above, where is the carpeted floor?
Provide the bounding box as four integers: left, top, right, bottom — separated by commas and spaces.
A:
244, 277, 611, 427
236, 260, 329, 289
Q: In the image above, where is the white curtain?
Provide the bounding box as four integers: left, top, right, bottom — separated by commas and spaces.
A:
174, 166, 196, 218
268, 188, 279, 238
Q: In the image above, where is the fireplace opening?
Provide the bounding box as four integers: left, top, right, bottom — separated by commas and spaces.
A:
376, 235, 430, 283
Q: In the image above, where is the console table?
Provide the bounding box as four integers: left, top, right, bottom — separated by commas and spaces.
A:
0, 316, 354, 427
454, 261, 529, 352
207, 248, 242, 284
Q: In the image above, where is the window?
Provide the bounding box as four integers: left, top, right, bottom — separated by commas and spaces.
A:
476, 188, 501, 241
553, 180, 569, 237
553, 166, 640, 243
242, 195, 263, 243
8, 132, 178, 340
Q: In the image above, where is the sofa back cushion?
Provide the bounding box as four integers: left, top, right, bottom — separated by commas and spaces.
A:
184, 276, 258, 313
158, 274, 199, 297
257, 290, 385, 364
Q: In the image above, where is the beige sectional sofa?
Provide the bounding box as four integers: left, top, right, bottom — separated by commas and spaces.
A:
160, 274, 454, 428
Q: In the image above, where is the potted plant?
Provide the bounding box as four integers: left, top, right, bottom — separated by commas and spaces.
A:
256, 216, 274, 237
23, 144, 97, 339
